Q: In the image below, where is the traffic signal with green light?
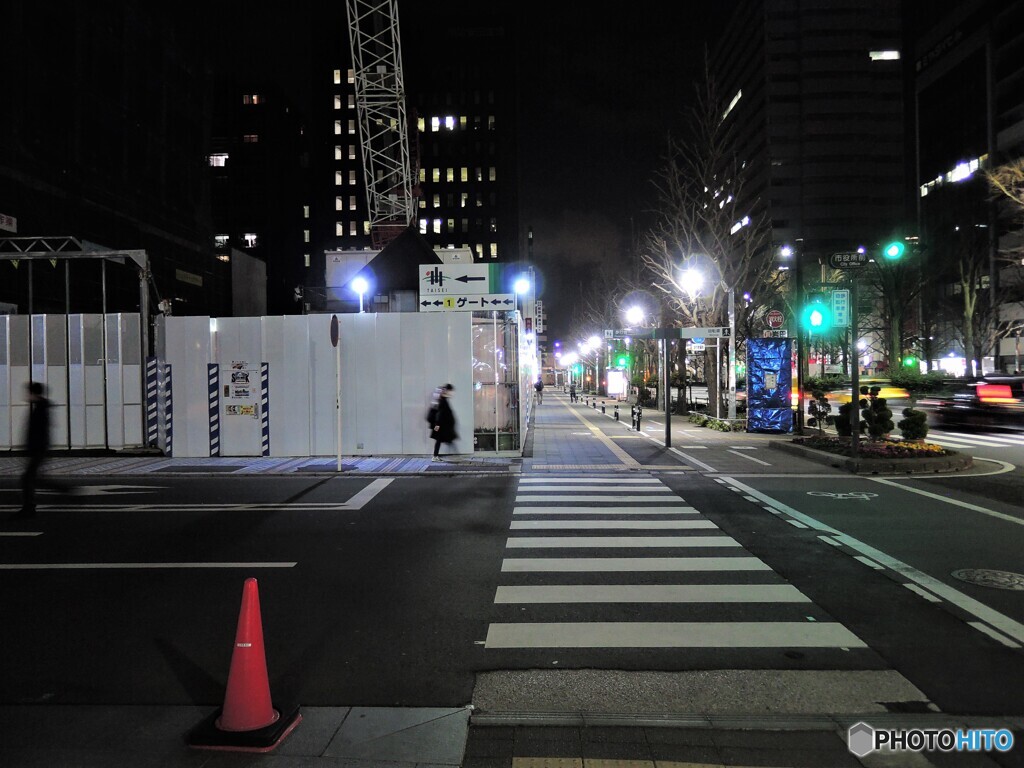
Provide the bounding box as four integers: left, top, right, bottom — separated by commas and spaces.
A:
614, 352, 630, 368
902, 355, 918, 368
800, 295, 833, 334
573, 363, 583, 374
882, 240, 905, 260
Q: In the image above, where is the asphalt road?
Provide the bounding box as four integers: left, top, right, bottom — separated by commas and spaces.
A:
2, 447, 1023, 723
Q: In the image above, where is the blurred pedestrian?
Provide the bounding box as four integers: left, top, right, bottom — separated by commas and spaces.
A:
16, 381, 67, 518
428, 383, 458, 462
569, 383, 577, 403
534, 378, 544, 404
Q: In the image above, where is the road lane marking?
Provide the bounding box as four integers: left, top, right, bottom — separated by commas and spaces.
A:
484, 621, 866, 648
494, 584, 812, 603
516, 485, 675, 493
0, 562, 297, 569
669, 448, 718, 472
0, 531, 43, 537
505, 536, 741, 548
721, 476, 1024, 646
866, 476, 1024, 527
509, 519, 718, 530
727, 449, 771, 466
563, 404, 641, 468
502, 557, 772, 572
519, 478, 660, 484
343, 478, 393, 508
513, 507, 699, 515
514, 495, 682, 503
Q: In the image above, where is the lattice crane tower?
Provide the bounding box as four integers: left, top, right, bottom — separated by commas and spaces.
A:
345, 0, 415, 249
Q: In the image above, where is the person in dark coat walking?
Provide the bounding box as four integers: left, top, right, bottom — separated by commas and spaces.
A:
428, 383, 458, 461
16, 381, 60, 518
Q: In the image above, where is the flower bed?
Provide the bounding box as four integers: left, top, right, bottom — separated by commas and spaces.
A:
793, 435, 951, 459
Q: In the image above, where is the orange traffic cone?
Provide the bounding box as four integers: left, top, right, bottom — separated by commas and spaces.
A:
188, 578, 301, 752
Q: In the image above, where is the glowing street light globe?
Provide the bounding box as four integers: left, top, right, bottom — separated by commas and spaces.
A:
625, 306, 645, 325
513, 276, 531, 294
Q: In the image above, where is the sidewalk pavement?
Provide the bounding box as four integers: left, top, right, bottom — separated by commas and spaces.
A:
3, 392, 1016, 767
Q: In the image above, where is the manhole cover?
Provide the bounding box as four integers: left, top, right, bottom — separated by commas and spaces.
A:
951, 569, 1024, 591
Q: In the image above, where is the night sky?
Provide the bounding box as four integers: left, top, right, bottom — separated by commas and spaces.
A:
204, 2, 738, 339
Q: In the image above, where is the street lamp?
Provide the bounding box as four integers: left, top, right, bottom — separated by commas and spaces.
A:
351, 276, 368, 313
625, 306, 645, 326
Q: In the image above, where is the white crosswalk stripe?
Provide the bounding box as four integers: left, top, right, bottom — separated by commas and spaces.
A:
487, 474, 867, 651
926, 430, 1024, 449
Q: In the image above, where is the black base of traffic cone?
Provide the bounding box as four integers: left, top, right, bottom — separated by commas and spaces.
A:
187, 703, 302, 753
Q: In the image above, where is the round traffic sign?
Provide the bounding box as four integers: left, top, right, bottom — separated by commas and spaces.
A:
330, 314, 339, 347
766, 309, 785, 329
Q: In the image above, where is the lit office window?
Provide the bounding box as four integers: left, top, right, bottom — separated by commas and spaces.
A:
489, 167, 497, 181
487, 116, 496, 130
446, 167, 454, 182
347, 69, 355, 84
335, 146, 343, 160
475, 243, 483, 258
433, 219, 442, 234
349, 196, 357, 211
460, 192, 468, 208
460, 167, 468, 182
214, 234, 229, 248
303, 230, 310, 243
869, 50, 900, 60
432, 194, 440, 208
333, 69, 342, 85
432, 168, 440, 183
242, 94, 261, 105
419, 168, 426, 182
489, 218, 497, 233
459, 116, 467, 129
490, 243, 498, 258
417, 117, 425, 132
350, 221, 358, 236
348, 95, 355, 108
419, 199, 426, 209
349, 170, 357, 184
336, 222, 345, 236
304, 254, 310, 268
243, 134, 259, 143
447, 219, 455, 232
348, 120, 356, 135
335, 120, 342, 135
363, 221, 371, 236
303, 206, 309, 219
419, 218, 428, 234
335, 171, 344, 186
475, 192, 483, 207
208, 153, 228, 167
349, 145, 357, 160
334, 95, 342, 110
431, 116, 440, 132
336, 196, 344, 211
445, 116, 455, 130
244, 233, 258, 247
475, 167, 483, 182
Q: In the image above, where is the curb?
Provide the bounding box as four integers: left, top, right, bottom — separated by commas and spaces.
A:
768, 439, 973, 475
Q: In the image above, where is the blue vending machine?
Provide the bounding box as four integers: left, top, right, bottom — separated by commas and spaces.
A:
746, 338, 793, 433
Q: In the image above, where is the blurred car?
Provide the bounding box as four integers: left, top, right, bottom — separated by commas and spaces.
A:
824, 385, 911, 405
918, 381, 1024, 431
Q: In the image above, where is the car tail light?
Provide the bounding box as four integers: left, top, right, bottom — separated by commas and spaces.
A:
978, 384, 1015, 403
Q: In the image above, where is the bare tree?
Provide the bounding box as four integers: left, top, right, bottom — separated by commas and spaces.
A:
640, 62, 778, 410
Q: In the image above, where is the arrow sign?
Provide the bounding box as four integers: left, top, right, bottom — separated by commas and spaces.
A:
420, 293, 515, 312
455, 274, 486, 283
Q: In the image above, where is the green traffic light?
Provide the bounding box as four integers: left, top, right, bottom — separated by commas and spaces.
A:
801, 297, 833, 334
902, 355, 917, 368
615, 355, 629, 368
883, 240, 905, 260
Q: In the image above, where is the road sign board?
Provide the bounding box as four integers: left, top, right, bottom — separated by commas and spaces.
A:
606, 326, 730, 340
762, 329, 789, 338
419, 293, 515, 312
828, 251, 871, 269
766, 309, 785, 329
418, 263, 497, 296
832, 289, 850, 327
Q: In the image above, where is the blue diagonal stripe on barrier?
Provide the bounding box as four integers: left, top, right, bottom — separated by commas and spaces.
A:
261, 362, 270, 456
146, 357, 158, 448
164, 364, 173, 457
208, 363, 220, 456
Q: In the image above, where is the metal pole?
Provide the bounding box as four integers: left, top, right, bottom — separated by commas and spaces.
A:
65, 261, 70, 313
728, 287, 736, 420
795, 257, 805, 433
28, 260, 34, 314
714, 339, 721, 419
663, 338, 671, 448
336, 339, 342, 471
102, 260, 107, 314
850, 278, 860, 457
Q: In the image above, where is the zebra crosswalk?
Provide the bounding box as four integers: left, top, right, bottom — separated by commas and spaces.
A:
485, 474, 869, 656
925, 429, 1024, 450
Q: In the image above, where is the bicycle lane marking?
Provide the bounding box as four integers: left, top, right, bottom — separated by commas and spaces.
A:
718, 476, 1024, 648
